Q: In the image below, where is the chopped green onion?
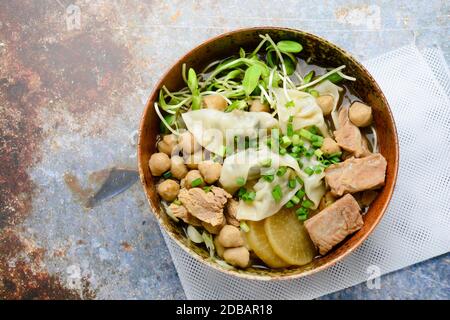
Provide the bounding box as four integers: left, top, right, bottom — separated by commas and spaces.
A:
203, 186, 212, 193
279, 147, 287, 155
328, 152, 342, 158
240, 221, 250, 233
296, 189, 305, 198
309, 89, 319, 97
263, 174, 275, 182
261, 158, 272, 167
297, 214, 308, 221
242, 191, 256, 202
288, 179, 296, 189
314, 149, 323, 158
276, 166, 287, 176
291, 195, 300, 205
238, 187, 247, 198
285, 100, 295, 108
287, 116, 294, 137
163, 171, 172, 179
281, 136, 292, 147
330, 156, 341, 164
173, 199, 181, 205
292, 134, 301, 146
312, 140, 323, 148
296, 177, 304, 186
236, 177, 246, 186
304, 167, 314, 176
305, 149, 315, 158
285, 201, 294, 209
291, 146, 301, 154
191, 177, 203, 187
271, 185, 282, 202
302, 199, 314, 208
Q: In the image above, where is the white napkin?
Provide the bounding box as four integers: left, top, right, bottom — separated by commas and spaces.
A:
161, 45, 450, 299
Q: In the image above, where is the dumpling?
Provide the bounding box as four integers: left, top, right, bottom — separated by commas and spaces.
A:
182, 109, 278, 155
238, 168, 301, 221
219, 147, 301, 194
312, 80, 343, 129
219, 147, 325, 221
273, 88, 329, 137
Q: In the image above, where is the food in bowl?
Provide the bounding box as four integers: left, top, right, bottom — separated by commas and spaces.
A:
147, 34, 387, 270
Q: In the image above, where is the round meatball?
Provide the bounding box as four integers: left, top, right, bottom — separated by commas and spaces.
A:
214, 237, 225, 258
316, 95, 334, 116
148, 152, 171, 176
218, 225, 244, 248
157, 134, 178, 156
198, 160, 222, 184
179, 132, 200, 154
170, 155, 188, 180
157, 179, 180, 202
321, 137, 341, 155
223, 247, 250, 268
349, 101, 373, 127
202, 94, 227, 111
249, 100, 270, 112
185, 170, 204, 189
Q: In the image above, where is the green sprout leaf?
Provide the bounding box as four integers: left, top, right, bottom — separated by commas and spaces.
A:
276, 40, 303, 53
242, 65, 262, 96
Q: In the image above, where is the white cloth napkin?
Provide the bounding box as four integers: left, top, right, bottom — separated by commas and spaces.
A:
161, 45, 450, 299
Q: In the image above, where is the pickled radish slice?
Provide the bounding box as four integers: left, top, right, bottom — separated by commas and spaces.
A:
245, 220, 290, 268
264, 208, 317, 266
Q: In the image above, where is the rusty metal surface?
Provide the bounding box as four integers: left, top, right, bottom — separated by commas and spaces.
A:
0, 0, 448, 299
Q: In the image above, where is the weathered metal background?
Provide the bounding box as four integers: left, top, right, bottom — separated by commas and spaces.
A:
0, 0, 448, 299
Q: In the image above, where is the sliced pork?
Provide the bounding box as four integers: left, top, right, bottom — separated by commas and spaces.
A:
304, 194, 363, 255
325, 153, 387, 197
334, 107, 371, 157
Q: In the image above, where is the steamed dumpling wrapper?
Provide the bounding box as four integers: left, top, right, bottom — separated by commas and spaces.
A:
182, 109, 278, 155
219, 147, 325, 221
312, 80, 343, 129
273, 88, 329, 137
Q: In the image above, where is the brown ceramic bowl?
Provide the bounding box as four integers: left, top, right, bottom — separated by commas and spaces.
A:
138, 27, 399, 280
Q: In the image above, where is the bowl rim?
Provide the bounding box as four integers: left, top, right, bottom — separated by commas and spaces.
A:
138, 26, 399, 281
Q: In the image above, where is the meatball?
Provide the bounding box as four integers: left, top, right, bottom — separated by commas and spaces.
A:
217, 225, 244, 248
202, 94, 228, 111
198, 160, 222, 184
349, 101, 373, 127
179, 132, 201, 154
316, 95, 334, 116
170, 155, 188, 180
214, 236, 225, 258
157, 134, 178, 156
157, 179, 180, 202
185, 170, 205, 189
149, 152, 171, 176
321, 137, 341, 155
249, 100, 270, 112
223, 247, 250, 268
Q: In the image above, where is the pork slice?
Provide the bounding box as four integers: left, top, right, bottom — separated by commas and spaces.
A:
334, 107, 371, 157
325, 153, 387, 197
169, 203, 202, 226
304, 194, 363, 255
178, 186, 231, 227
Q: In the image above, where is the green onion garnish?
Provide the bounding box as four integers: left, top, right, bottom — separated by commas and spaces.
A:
236, 177, 246, 186
285, 100, 295, 108
276, 166, 287, 176
291, 195, 300, 205
173, 199, 181, 205
279, 147, 287, 155
296, 189, 305, 198
191, 177, 203, 187
203, 186, 212, 193
291, 134, 301, 146
163, 171, 172, 179
302, 199, 314, 208
263, 174, 275, 182
261, 158, 272, 168
304, 167, 314, 176
309, 89, 319, 97
288, 179, 296, 189
285, 201, 294, 209
240, 221, 250, 233
272, 185, 282, 201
